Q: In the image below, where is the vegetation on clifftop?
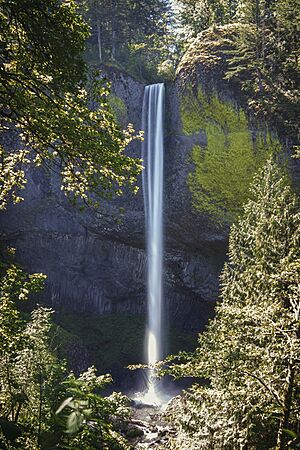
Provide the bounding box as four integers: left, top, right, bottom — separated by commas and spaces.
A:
176, 0, 300, 141
78, 0, 180, 82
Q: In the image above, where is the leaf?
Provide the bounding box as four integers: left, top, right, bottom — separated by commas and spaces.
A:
66, 411, 83, 434
283, 428, 298, 439
56, 397, 74, 414
0, 417, 22, 442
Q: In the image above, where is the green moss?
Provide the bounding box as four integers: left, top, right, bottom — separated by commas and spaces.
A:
54, 313, 196, 373
108, 94, 128, 127
55, 313, 144, 371
181, 87, 279, 225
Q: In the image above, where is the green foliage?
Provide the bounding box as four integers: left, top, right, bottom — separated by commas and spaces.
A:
0, 0, 143, 209
56, 367, 130, 449
0, 265, 62, 448
118, 32, 182, 82
0, 260, 46, 354
164, 159, 300, 449
176, 0, 300, 141
80, 0, 177, 82
0, 262, 130, 449
54, 312, 196, 375
178, 23, 251, 78
224, 0, 300, 139
181, 87, 276, 224
81, 0, 172, 61
175, 0, 239, 37
0, 3, 142, 445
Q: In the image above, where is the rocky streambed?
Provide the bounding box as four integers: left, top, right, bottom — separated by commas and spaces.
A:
125, 402, 176, 449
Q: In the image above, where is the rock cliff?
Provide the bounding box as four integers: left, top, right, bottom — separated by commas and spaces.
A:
0, 64, 284, 337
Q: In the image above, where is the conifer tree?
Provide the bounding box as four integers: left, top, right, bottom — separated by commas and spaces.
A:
81, 0, 171, 66
175, 0, 239, 36
165, 159, 300, 449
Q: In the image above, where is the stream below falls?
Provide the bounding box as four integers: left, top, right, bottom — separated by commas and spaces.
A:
126, 402, 176, 449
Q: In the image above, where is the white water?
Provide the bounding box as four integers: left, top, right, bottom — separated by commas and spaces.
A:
141, 83, 165, 404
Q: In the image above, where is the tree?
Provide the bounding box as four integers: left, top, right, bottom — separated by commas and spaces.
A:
225, 0, 300, 138
56, 367, 130, 449
80, 0, 123, 62
164, 159, 300, 449
81, 0, 174, 81
174, 0, 239, 37
0, 257, 130, 449
0, 0, 142, 209
175, 0, 299, 140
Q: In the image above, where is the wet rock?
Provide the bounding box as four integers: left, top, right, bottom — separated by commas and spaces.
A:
125, 401, 177, 449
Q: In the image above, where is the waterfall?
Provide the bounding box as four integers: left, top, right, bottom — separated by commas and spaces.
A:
142, 83, 165, 403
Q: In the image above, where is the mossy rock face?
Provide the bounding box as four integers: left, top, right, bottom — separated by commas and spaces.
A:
55, 313, 145, 373
180, 86, 279, 225
54, 313, 197, 376
108, 94, 128, 127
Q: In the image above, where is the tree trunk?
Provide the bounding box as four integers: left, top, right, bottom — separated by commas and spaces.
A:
276, 363, 295, 450
254, 0, 264, 94
96, 19, 102, 63
112, 29, 116, 60
37, 369, 43, 446
111, 0, 116, 60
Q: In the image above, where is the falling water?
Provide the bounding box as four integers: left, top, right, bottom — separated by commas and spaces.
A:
142, 83, 165, 404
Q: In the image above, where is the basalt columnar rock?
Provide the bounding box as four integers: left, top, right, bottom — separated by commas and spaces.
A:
0, 61, 288, 337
